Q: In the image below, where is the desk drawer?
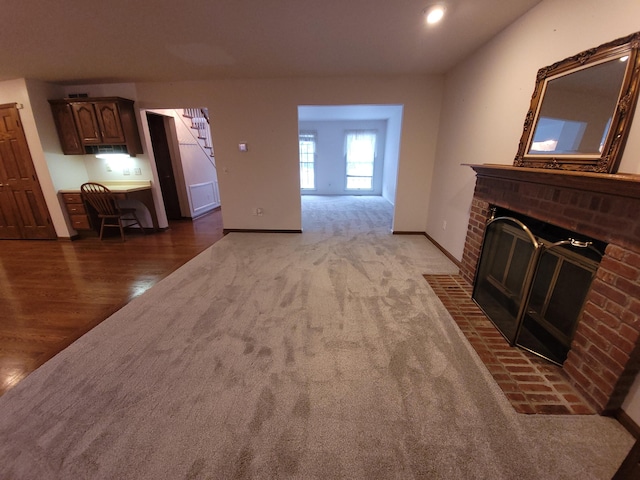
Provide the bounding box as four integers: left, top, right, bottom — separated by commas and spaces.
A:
65, 203, 87, 215
62, 193, 83, 204
70, 215, 91, 230
60, 192, 91, 230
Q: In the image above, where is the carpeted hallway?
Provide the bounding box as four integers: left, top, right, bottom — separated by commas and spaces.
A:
0, 196, 633, 479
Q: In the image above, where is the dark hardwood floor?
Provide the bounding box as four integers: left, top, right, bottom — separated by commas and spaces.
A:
0, 210, 224, 396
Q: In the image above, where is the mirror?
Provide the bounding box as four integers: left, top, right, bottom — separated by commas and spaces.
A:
514, 32, 640, 173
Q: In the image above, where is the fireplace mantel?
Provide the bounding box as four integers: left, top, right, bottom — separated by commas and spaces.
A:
465, 164, 640, 200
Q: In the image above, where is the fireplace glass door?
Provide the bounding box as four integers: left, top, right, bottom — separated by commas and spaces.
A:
472, 218, 539, 345
472, 215, 602, 365
517, 241, 600, 364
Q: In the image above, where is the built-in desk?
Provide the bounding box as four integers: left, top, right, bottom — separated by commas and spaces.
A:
59, 181, 160, 232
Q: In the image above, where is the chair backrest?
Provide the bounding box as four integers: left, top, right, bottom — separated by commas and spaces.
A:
80, 182, 119, 216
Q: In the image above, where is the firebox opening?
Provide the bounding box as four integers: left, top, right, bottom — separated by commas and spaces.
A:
472, 206, 607, 366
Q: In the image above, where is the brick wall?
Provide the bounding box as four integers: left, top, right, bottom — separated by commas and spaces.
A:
460, 198, 490, 285
461, 168, 640, 413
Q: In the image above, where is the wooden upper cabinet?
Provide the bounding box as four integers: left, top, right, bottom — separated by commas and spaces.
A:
93, 102, 126, 143
71, 103, 103, 144
49, 101, 83, 155
49, 97, 143, 155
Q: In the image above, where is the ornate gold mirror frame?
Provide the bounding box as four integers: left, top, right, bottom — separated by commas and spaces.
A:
514, 31, 640, 173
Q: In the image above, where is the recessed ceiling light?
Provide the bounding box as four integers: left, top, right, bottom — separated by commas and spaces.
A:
424, 5, 446, 25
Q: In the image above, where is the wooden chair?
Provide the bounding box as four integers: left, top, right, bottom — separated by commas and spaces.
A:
80, 182, 145, 241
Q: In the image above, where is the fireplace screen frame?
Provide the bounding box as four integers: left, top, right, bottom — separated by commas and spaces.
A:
472, 214, 603, 365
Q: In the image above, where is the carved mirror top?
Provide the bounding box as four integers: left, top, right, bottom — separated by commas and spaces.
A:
514, 32, 640, 173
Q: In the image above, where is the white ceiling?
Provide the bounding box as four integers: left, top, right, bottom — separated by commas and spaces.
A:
0, 0, 541, 85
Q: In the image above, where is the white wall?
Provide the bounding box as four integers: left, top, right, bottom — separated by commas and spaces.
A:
135, 75, 443, 232
426, 0, 640, 261
2, 75, 439, 235
382, 108, 403, 206
299, 119, 387, 195
424, 0, 640, 423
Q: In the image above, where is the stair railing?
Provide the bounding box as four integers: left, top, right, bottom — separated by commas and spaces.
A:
177, 109, 216, 170
182, 108, 214, 156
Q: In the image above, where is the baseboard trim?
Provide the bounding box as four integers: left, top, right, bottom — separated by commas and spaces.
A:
391, 230, 462, 269
423, 232, 463, 270
616, 408, 640, 439
192, 206, 221, 220
223, 229, 302, 235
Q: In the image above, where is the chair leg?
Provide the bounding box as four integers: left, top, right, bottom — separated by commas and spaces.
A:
134, 214, 146, 234
118, 218, 126, 241
99, 218, 106, 240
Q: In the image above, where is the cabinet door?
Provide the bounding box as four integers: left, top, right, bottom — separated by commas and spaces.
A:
49, 102, 83, 154
94, 101, 125, 143
71, 103, 102, 144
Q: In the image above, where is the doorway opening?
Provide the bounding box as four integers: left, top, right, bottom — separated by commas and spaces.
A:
143, 109, 220, 222
297, 104, 403, 231
147, 113, 182, 220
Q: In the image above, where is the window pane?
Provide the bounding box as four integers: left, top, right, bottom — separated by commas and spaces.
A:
299, 131, 316, 190
345, 130, 376, 190
346, 162, 373, 177
300, 164, 314, 189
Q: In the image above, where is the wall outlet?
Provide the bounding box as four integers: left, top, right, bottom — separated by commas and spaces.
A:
442, 220, 447, 230
253, 207, 263, 216
134, 168, 141, 175
123, 168, 130, 175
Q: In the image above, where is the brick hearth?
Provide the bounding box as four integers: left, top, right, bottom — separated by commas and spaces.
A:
425, 274, 594, 414
461, 165, 640, 414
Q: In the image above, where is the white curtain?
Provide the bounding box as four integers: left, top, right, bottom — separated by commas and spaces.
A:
345, 131, 376, 189
346, 131, 376, 174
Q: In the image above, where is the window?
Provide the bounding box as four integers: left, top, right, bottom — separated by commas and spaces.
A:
299, 131, 316, 190
345, 130, 376, 190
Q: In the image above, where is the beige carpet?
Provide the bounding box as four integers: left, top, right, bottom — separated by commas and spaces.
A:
0, 195, 633, 479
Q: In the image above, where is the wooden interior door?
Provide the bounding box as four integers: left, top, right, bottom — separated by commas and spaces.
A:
0, 103, 56, 239
147, 113, 182, 219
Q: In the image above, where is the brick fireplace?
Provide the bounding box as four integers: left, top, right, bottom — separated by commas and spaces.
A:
460, 164, 640, 414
